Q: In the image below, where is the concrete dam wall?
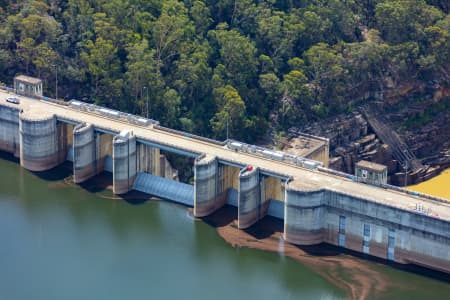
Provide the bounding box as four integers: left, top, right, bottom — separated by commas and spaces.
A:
194, 155, 221, 217
0, 104, 20, 157
284, 185, 450, 273
0, 99, 448, 274
73, 123, 98, 183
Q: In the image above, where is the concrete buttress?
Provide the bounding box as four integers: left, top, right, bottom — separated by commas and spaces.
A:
238, 167, 269, 229
194, 155, 224, 217
112, 130, 137, 194
283, 186, 326, 245
73, 123, 102, 183
19, 110, 66, 171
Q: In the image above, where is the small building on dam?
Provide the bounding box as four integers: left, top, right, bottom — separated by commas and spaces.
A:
0, 76, 449, 274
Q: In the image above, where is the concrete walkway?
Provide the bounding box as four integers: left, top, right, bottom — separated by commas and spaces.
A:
1, 89, 449, 221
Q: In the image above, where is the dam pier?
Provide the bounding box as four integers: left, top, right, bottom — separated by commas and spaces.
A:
0, 77, 449, 274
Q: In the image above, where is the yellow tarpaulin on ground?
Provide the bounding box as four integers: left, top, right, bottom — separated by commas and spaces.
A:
407, 168, 450, 200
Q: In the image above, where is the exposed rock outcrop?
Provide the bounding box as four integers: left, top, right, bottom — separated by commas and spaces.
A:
296, 100, 449, 186
295, 112, 398, 179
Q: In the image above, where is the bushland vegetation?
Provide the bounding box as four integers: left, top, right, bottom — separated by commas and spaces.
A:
0, 0, 448, 142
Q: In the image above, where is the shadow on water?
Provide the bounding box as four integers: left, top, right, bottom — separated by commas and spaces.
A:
243, 215, 284, 239
31, 161, 73, 181
76, 173, 162, 206
199, 204, 284, 240
202, 204, 450, 286
4, 152, 448, 289
202, 205, 238, 227
120, 191, 153, 205
295, 243, 450, 284
0, 151, 19, 163
78, 172, 112, 193
390, 262, 450, 284
119, 190, 187, 206
0, 151, 73, 182
76, 172, 156, 205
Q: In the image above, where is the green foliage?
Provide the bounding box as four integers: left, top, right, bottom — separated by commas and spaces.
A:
274, 131, 287, 150
210, 84, 246, 139
403, 98, 450, 129
0, 0, 448, 143
209, 24, 258, 88
81, 37, 120, 100
375, 0, 443, 44
153, 0, 193, 69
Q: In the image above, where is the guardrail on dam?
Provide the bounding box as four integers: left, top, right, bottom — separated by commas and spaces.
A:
0, 88, 449, 274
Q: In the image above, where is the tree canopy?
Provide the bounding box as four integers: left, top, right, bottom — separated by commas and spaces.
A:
0, 0, 448, 142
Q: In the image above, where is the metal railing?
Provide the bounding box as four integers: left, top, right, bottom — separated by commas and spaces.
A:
3, 85, 448, 206
325, 187, 446, 220
154, 125, 227, 146
226, 139, 323, 170
0, 85, 15, 93
68, 99, 158, 126
318, 166, 449, 205
0, 85, 69, 106
288, 129, 330, 143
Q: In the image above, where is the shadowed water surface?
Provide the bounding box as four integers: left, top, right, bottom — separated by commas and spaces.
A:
0, 153, 449, 299
0, 155, 343, 300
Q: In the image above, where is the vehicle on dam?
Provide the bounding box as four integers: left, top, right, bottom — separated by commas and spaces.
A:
6, 96, 20, 104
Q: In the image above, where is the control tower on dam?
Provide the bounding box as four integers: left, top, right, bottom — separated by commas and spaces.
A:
0, 81, 449, 274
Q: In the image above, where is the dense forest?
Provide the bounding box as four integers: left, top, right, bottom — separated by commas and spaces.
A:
0, 0, 449, 142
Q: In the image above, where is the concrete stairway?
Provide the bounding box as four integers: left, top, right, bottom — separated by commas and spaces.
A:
360, 105, 422, 171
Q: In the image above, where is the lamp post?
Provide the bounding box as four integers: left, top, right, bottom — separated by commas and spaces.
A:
404, 160, 408, 186
224, 106, 229, 140
403, 150, 409, 186
52, 64, 58, 100
226, 113, 229, 140
143, 86, 149, 118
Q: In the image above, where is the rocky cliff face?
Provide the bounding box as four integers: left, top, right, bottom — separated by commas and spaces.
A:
405, 114, 450, 166
295, 96, 449, 186
388, 94, 450, 183
297, 111, 397, 175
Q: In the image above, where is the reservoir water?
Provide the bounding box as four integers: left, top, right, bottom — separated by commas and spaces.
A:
0, 154, 449, 299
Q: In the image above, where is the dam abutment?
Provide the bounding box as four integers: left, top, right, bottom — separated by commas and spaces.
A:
283, 183, 450, 272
